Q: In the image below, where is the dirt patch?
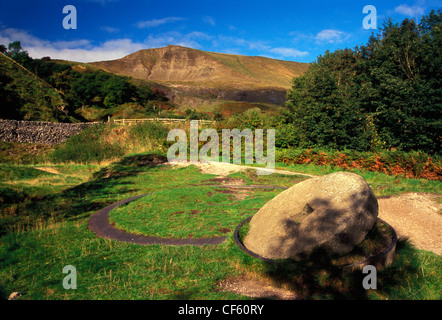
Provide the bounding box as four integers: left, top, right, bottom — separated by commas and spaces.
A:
214, 188, 251, 201
378, 193, 442, 255
218, 274, 298, 300
167, 161, 316, 178
207, 177, 246, 185
218, 227, 231, 234
34, 167, 60, 174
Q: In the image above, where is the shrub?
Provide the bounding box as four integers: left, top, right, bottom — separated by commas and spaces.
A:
48, 125, 125, 163
276, 148, 441, 180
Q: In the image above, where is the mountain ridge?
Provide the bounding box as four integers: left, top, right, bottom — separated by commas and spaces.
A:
91, 45, 309, 88
90, 45, 309, 108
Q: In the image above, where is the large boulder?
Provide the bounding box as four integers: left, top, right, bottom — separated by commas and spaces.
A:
243, 172, 378, 260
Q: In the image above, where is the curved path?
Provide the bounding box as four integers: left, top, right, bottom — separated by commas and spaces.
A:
88, 185, 286, 246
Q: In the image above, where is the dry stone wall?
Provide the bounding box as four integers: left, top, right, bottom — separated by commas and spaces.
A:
0, 119, 100, 145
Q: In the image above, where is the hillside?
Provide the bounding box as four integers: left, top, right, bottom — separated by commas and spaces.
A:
0, 53, 69, 122
91, 45, 309, 109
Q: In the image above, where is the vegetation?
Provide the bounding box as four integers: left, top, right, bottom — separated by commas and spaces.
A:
286, 10, 441, 155
47, 122, 171, 164
0, 12, 441, 301
0, 42, 173, 122
0, 51, 69, 122
0, 152, 440, 300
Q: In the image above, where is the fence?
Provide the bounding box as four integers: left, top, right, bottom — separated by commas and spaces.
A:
111, 118, 214, 125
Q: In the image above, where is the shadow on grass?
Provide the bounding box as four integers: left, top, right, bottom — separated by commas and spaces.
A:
260, 239, 422, 299
262, 251, 368, 300
0, 153, 168, 236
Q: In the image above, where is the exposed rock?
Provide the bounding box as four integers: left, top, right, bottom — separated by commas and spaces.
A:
0, 119, 98, 145
8, 292, 22, 300
243, 172, 378, 260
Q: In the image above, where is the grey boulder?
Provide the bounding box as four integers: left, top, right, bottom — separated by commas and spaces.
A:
243, 172, 378, 260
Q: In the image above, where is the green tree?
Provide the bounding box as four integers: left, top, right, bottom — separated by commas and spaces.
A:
136, 84, 154, 106
360, 12, 441, 153
285, 10, 441, 154
6, 41, 32, 67
286, 49, 370, 150
101, 75, 137, 108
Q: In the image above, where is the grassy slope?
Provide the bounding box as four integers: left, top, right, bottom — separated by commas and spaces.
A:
204, 50, 309, 89
0, 150, 440, 300
91, 45, 309, 90
0, 53, 68, 122
0, 123, 440, 300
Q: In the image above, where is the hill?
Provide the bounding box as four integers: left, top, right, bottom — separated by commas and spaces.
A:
0, 53, 69, 122
90, 45, 309, 111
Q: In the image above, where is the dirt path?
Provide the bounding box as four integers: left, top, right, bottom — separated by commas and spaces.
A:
378, 193, 442, 255
166, 160, 316, 177
34, 166, 60, 174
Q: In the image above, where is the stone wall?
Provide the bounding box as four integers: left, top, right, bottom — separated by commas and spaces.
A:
0, 119, 100, 145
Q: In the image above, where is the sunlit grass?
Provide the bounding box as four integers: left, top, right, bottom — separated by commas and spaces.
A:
0, 152, 440, 300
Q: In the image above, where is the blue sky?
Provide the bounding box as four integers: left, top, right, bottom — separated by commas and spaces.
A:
0, 0, 440, 63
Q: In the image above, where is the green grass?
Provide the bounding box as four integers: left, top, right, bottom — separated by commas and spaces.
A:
0, 53, 69, 122
0, 222, 246, 299
0, 152, 441, 300
108, 166, 306, 238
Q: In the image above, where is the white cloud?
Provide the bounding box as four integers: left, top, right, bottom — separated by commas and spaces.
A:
213, 36, 271, 52
0, 27, 216, 62
100, 26, 120, 33
143, 31, 211, 49
269, 47, 308, 58
136, 17, 184, 28
289, 31, 315, 43
0, 28, 144, 62
315, 29, 350, 44
394, 4, 425, 16
0, 26, 308, 63
203, 16, 216, 26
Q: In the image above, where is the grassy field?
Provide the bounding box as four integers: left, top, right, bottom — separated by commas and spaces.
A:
0, 148, 441, 300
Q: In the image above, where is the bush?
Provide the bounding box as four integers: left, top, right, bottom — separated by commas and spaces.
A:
48, 121, 172, 164
128, 121, 169, 142
49, 125, 125, 163
276, 148, 441, 180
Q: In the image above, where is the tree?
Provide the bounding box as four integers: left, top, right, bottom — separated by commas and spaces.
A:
285, 10, 441, 154
136, 84, 154, 105
286, 49, 371, 151
6, 41, 31, 67
101, 75, 137, 108
359, 12, 441, 153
